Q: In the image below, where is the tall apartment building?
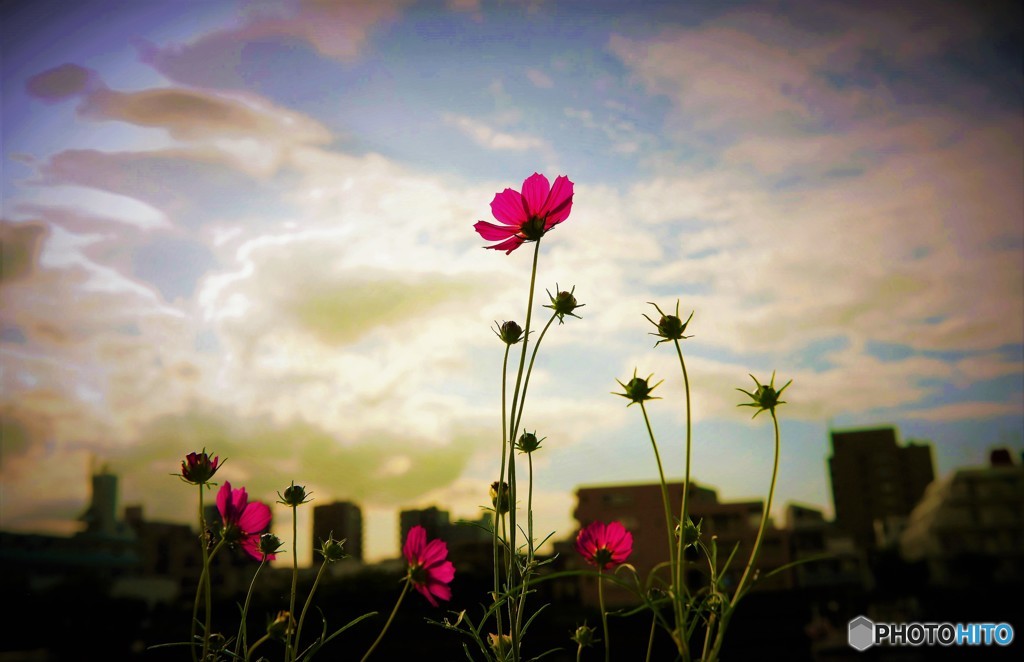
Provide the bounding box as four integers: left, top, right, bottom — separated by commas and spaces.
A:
828, 427, 934, 550
900, 449, 1024, 587
311, 501, 363, 562
399, 506, 451, 544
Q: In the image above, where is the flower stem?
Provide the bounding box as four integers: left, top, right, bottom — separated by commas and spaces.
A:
708, 409, 781, 659
673, 338, 693, 661
505, 239, 542, 662
598, 569, 610, 662
191, 484, 208, 662
637, 402, 678, 604
493, 343, 510, 643
287, 503, 299, 661
514, 452, 536, 633
294, 558, 329, 657
645, 611, 657, 662
360, 579, 410, 662
246, 633, 271, 661
234, 556, 268, 658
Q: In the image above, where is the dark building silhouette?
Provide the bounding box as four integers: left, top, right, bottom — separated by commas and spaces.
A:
312, 501, 363, 561
828, 427, 934, 550
400, 505, 450, 544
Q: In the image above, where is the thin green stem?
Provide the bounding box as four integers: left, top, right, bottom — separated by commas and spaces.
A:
645, 611, 657, 662
637, 402, 678, 601
287, 504, 299, 661
493, 343, 511, 643
360, 579, 410, 662
509, 313, 557, 442
294, 558, 329, 657
673, 339, 693, 661
246, 634, 271, 661
708, 410, 781, 660
598, 569, 610, 662
198, 539, 225, 662
191, 485, 208, 662
234, 556, 268, 658
505, 239, 542, 662
513, 452, 536, 635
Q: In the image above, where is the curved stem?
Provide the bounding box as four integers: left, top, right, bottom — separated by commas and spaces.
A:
246, 634, 271, 661
234, 557, 268, 658
637, 402, 678, 602
287, 504, 299, 661
673, 339, 693, 661
598, 569, 610, 662
360, 579, 410, 662
709, 410, 781, 660
294, 558, 329, 658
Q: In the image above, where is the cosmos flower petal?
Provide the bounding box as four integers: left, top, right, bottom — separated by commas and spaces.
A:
216, 482, 233, 520
430, 560, 456, 584
541, 175, 574, 226
415, 583, 439, 607
240, 534, 269, 561
486, 236, 526, 254
419, 539, 448, 567
490, 188, 529, 225
237, 501, 272, 534
474, 220, 519, 240
428, 581, 452, 603
403, 525, 426, 564
520, 172, 551, 216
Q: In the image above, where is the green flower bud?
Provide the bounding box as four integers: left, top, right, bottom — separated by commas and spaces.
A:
277, 481, 312, 507
613, 369, 663, 407
316, 533, 347, 563
572, 623, 597, 647
737, 371, 792, 418
267, 611, 294, 640
494, 320, 524, 345
259, 533, 285, 557
543, 284, 584, 324
515, 430, 544, 453
490, 481, 511, 515
643, 301, 694, 347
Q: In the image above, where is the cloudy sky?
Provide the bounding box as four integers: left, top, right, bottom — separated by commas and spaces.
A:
2, 0, 1022, 564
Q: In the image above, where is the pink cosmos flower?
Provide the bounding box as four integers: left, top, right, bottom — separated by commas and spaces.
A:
403, 525, 455, 606
216, 481, 274, 561
575, 520, 633, 571
474, 173, 574, 254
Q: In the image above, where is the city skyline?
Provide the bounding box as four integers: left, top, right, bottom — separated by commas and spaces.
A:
2, 0, 1022, 565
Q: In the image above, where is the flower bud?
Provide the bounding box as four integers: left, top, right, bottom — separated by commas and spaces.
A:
571, 623, 597, 647
674, 517, 702, 549
267, 611, 294, 640
316, 533, 347, 563
207, 633, 227, 652
737, 371, 792, 418
643, 301, 694, 346
490, 481, 511, 515
515, 430, 544, 454
179, 449, 221, 485
494, 320, 523, 345
543, 284, 584, 323
613, 369, 663, 407
259, 532, 285, 557
488, 633, 513, 657
277, 481, 311, 507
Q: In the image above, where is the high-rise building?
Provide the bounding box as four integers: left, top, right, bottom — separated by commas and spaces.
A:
900, 449, 1024, 587
312, 502, 363, 562
828, 427, 935, 549
399, 506, 450, 546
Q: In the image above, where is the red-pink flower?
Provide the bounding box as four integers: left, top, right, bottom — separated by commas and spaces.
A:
474, 173, 574, 254
403, 525, 455, 606
575, 520, 633, 571
216, 481, 274, 561
180, 450, 220, 485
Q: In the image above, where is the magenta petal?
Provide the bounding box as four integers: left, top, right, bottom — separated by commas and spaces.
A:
238, 501, 271, 534
415, 582, 438, 607
429, 560, 455, 584
428, 581, 451, 603
485, 236, 525, 254
474, 220, 518, 240
490, 188, 528, 225
419, 539, 448, 567
520, 172, 550, 217
240, 534, 266, 561
404, 525, 426, 564
541, 175, 574, 225
216, 482, 231, 520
